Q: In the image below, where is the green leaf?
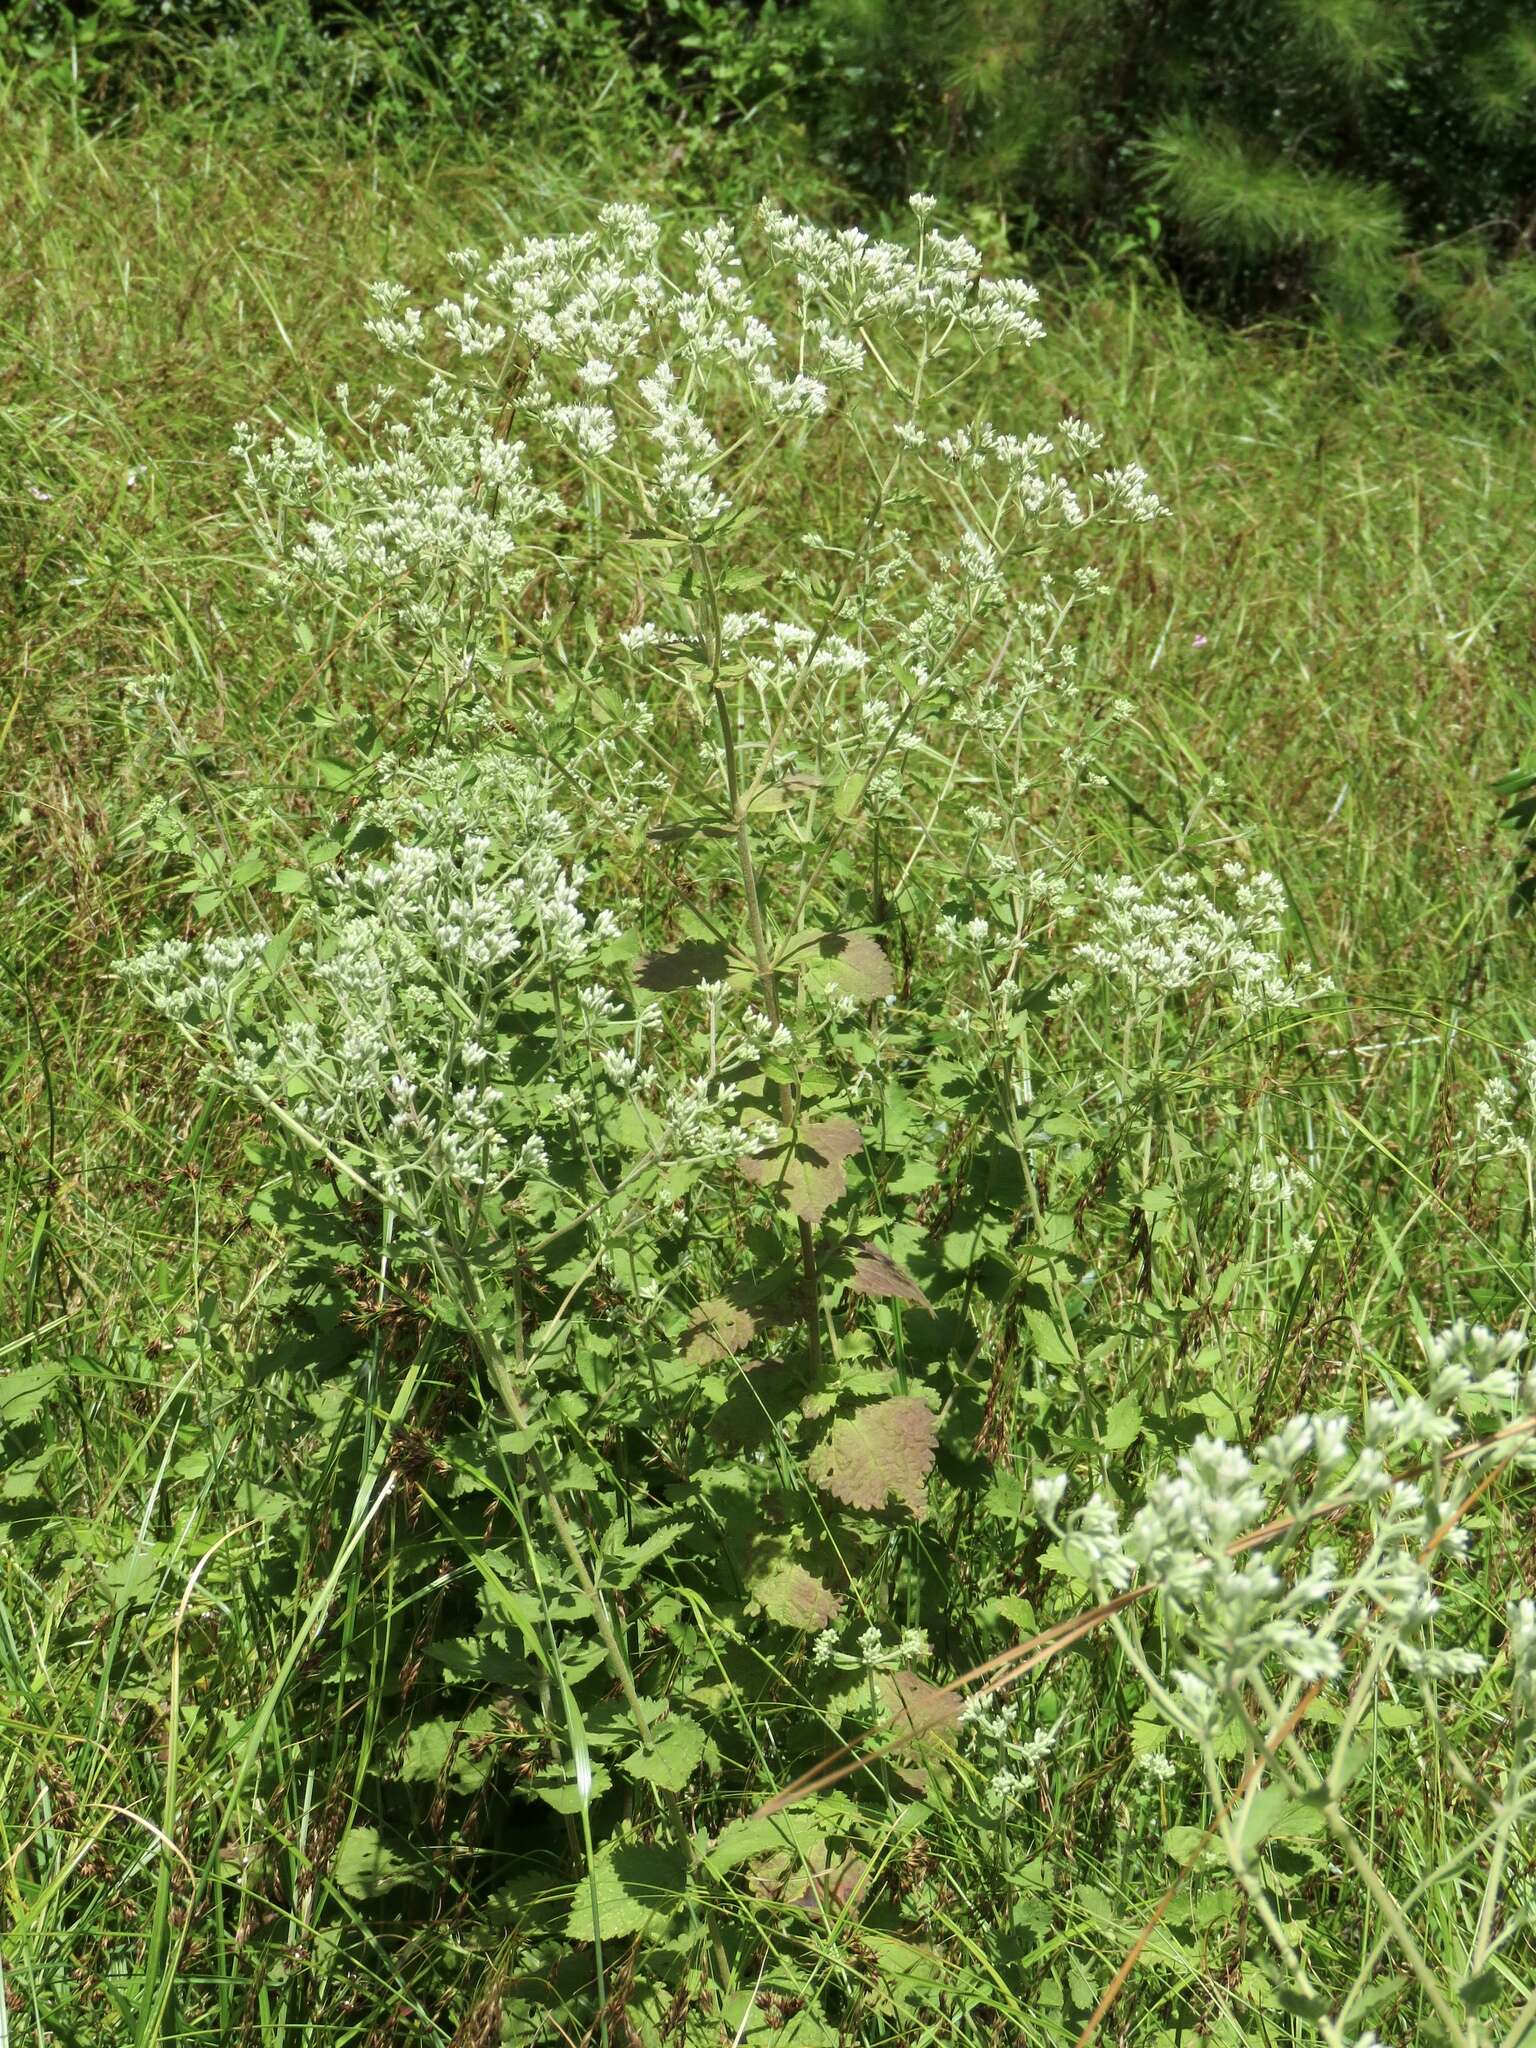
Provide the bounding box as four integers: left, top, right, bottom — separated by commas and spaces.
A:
1163, 1824, 1216, 1866
564, 1842, 689, 1942
833, 772, 868, 820
1101, 1394, 1143, 1451
1275, 1986, 1331, 2022
740, 1118, 863, 1226
621, 1714, 707, 1792
706, 1815, 800, 1877
532, 1762, 613, 1814
1236, 1782, 1327, 1848
1460, 1967, 1504, 2010
618, 1520, 693, 1570
784, 930, 895, 1003
807, 1395, 938, 1519
0, 1360, 63, 1427
1130, 1711, 1167, 1756
399, 1711, 496, 1795
748, 1557, 843, 1631
1, 1451, 52, 1501
426, 1635, 539, 1685
1022, 1304, 1076, 1366
333, 1826, 415, 1900
988, 1593, 1038, 1635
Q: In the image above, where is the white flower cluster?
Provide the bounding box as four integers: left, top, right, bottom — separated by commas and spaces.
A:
1468, 1038, 1536, 1161
812, 1622, 932, 1671
577, 981, 788, 1167
756, 202, 1046, 346
928, 418, 1158, 534
122, 741, 619, 1210
1247, 1156, 1315, 1208
1031, 1323, 1534, 1734
958, 1690, 1062, 1812
1073, 863, 1331, 1014
122, 932, 270, 1023
234, 192, 1162, 723
232, 382, 554, 646
717, 612, 870, 704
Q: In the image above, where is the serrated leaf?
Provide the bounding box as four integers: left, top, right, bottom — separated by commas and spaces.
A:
845, 1242, 931, 1310
532, 1762, 613, 1814
1130, 1712, 1168, 1756
740, 1118, 863, 1226
564, 1842, 688, 1942
620, 1520, 692, 1570
647, 814, 733, 845
1, 1451, 51, 1500
807, 1396, 937, 1519
621, 1714, 706, 1792
426, 1634, 539, 1684
1459, 1966, 1504, 2010
681, 1268, 806, 1363
875, 1669, 963, 1747
782, 1853, 871, 1917
332, 1826, 415, 1900
989, 1593, 1038, 1635
1275, 1987, 1332, 2022
399, 1710, 496, 1794
1163, 1824, 1216, 1866
1235, 1783, 1327, 1849
1374, 1700, 1420, 1729
749, 1558, 843, 1631
833, 772, 868, 820
0, 1361, 63, 1428
707, 1803, 837, 1882
706, 1815, 800, 1877
1101, 1394, 1143, 1451
683, 1295, 756, 1361
1022, 1304, 1076, 1365
784, 931, 895, 1002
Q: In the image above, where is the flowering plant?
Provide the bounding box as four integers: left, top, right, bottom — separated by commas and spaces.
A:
1024, 1322, 1536, 2048
118, 193, 1480, 2044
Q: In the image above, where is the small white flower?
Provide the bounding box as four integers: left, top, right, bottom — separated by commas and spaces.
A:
1031, 1473, 1069, 1521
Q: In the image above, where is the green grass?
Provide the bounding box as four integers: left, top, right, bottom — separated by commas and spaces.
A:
3, 79, 1536, 2048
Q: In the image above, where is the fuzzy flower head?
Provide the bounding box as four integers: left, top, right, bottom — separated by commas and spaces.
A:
1029, 1321, 1533, 1734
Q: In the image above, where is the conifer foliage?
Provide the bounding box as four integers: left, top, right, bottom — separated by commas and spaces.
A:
806, 0, 1536, 346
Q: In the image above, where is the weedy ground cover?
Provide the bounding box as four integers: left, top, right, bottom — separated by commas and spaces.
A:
3, 90, 1536, 2048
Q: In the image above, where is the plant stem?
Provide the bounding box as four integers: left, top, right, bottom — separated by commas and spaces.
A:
695, 542, 821, 1377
